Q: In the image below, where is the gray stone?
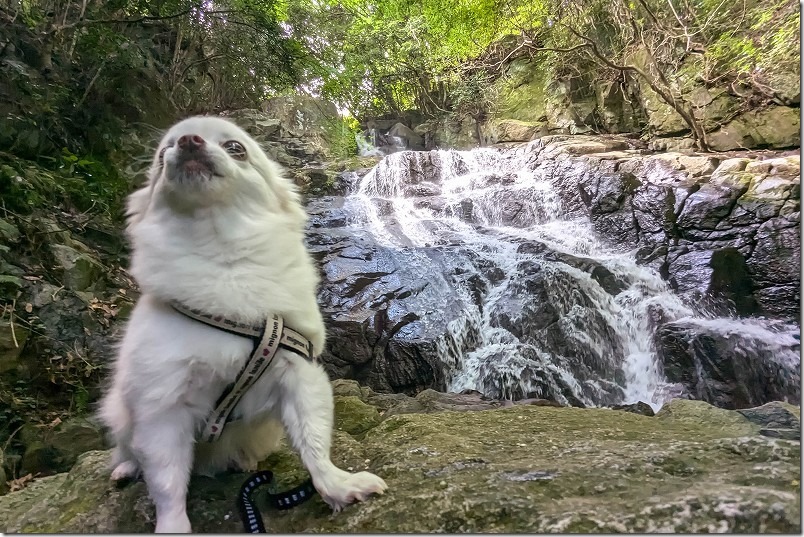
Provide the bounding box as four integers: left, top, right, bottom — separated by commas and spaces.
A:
387, 123, 424, 150
487, 119, 542, 143
656, 318, 800, 409
20, 417, 106, 476
49, 244, 105, 292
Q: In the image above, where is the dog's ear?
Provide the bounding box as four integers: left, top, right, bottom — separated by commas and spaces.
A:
259, 159, 307, 225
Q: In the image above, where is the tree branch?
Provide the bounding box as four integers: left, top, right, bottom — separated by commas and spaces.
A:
46, 9, 236, 35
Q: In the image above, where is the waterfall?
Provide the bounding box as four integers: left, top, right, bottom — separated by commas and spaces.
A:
335, 144, 799, 409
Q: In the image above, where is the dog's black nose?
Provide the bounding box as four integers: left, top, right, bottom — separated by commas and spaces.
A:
177, 134, 205, 151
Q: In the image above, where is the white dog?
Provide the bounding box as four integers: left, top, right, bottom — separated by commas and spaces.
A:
99, 116, 387, 533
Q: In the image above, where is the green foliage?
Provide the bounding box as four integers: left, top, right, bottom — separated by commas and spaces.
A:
450, 71, 499, 120
1, 0, 306, 160
284, 0, 544, 119
322, 116, 360, 159
282, 0, 798, 127
0, 152, 129, 221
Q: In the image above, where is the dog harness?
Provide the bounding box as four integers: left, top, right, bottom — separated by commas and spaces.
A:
170, 301, 319, 532
169, 301, 315, 443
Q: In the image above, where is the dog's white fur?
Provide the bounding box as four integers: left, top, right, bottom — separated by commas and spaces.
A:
98, 116, 387, 533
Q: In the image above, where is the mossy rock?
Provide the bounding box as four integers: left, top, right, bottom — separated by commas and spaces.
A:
0, 395, 799, 533
709, 106, 801, 151
0, 219, 21, 243
0, 274, 23, 301
19, 418, 106, 476
493, 59, 549, 123
49, 244, 105, 292
334, 396, 382, 436
486, 119, 544, 143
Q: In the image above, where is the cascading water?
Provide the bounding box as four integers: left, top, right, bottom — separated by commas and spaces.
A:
336, 143, 799, 409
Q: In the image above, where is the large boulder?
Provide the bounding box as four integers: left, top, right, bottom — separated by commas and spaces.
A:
486, 257, 627, 405
656, 318, 800, 409
305, 207, 478, 394
708, 106, 801, 151
0, 394, 799, 533
18, 417, 106, 476
259, 95, 339, 140
49, 243, 105, 293
485, 119, 543, 143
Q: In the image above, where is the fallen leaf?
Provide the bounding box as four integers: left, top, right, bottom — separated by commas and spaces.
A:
9, 473, 34, 492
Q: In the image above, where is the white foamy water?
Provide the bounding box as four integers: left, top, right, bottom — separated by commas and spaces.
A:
339, 145, 799, 409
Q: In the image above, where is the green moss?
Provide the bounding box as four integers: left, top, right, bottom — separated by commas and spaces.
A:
493, 59, 548, 123
0, 399, 799, 533
334, 395, 383, 436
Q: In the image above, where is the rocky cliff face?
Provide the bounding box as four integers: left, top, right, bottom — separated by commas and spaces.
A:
309, 135, 799, 410
534, 136, 801, 319
0, 384, 799, 533
405, 54, 800, 153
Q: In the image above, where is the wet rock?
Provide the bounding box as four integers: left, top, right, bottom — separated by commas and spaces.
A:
387, 123, 424, 150
656, 318, 800, 409
577, 169, 641, 245
487, 260, 627, 405
611, 401, 656, 416
310, 138, 799, 411
747, 217, 801, 317
518, 239, 628, 296
476, 345, 588, 406
542, 139, 800, 320
308, 227, 477, 394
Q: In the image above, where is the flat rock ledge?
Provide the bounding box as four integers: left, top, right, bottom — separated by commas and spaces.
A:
0, 381, 799, 533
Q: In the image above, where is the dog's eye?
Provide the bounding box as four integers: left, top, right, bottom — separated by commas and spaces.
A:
222, 140, 247, 161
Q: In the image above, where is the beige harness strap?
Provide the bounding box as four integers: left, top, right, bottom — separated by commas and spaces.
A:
169, 301, 314, 443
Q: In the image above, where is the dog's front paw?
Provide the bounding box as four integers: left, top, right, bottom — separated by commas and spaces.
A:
316, 469, 388, 512
111, 460, 140, 482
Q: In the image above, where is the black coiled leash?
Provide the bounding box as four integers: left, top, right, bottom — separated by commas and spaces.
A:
237, 471, 317, 533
